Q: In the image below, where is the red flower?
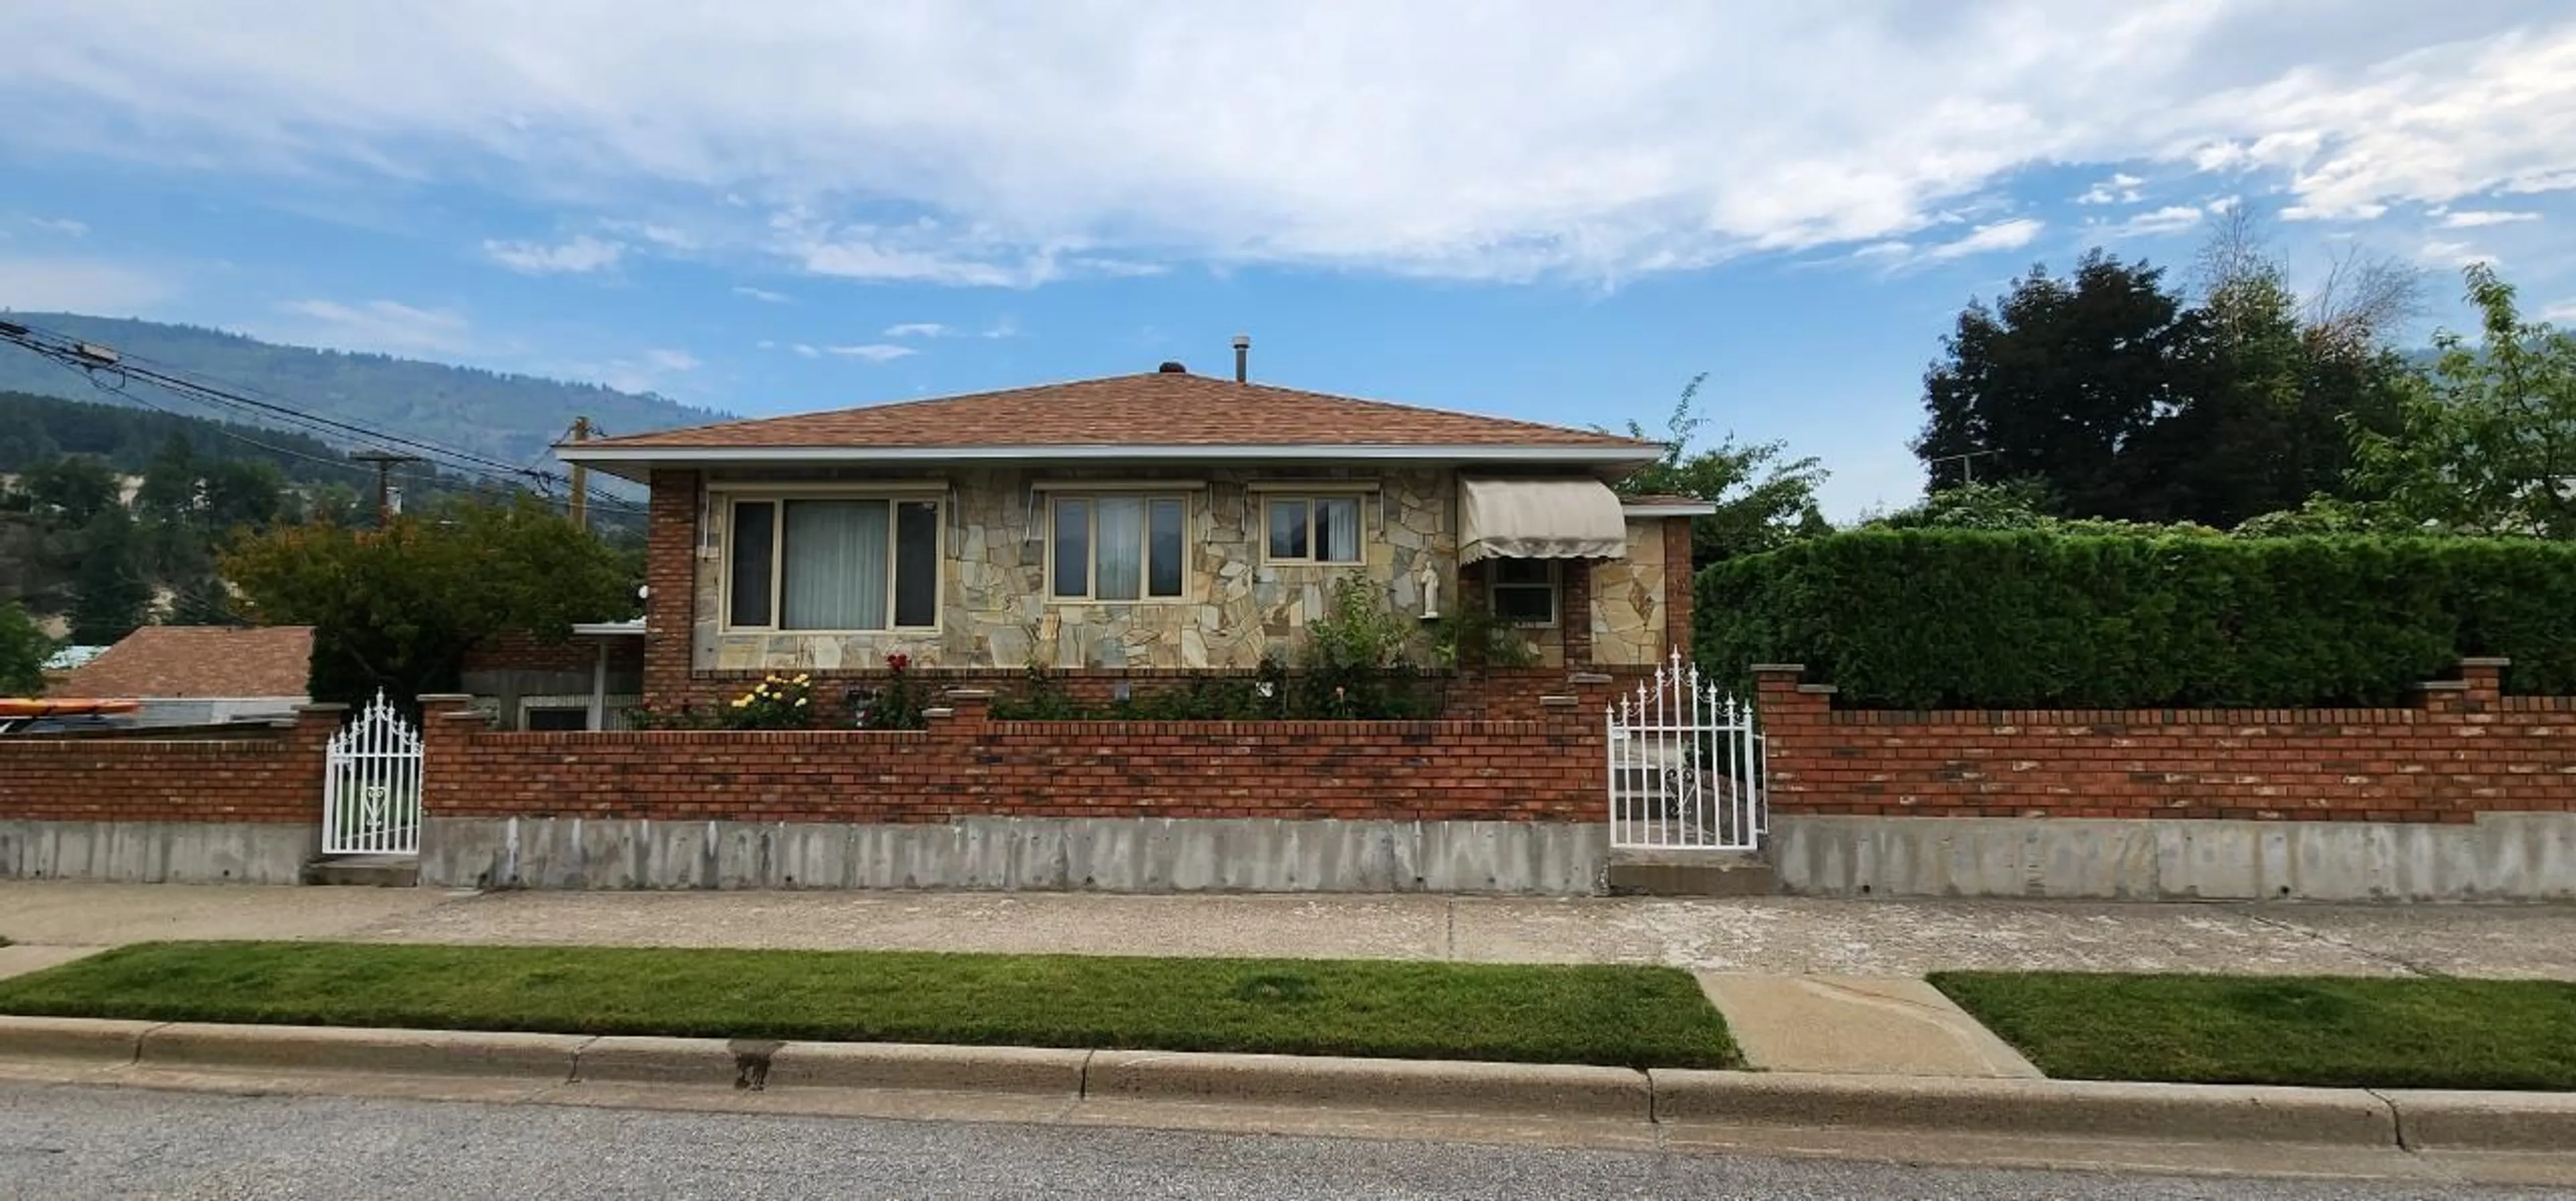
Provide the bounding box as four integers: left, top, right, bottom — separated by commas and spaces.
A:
885, 652, 912, 673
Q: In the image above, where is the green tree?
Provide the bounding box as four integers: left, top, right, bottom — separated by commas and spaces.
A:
223, 497, 640, 707
164, 574, 237, 626
2351, 264, 2576, 537
67, 507, 152, 644
133, 433, 199, 520
200, 459, 286, 531
0, 599, 48, 695
1614, 374, 1828, 566
1915, 251, 2202, 520
22, 455, 122, 524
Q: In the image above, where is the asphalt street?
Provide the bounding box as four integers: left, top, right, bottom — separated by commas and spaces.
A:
0, 1084, 2562, 1201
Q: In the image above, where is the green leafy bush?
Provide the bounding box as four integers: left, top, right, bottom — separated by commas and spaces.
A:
1697, 529, 2576, 708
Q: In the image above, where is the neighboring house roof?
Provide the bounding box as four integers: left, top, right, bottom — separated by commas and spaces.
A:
561, 370, 1662, 476
51, 626, 315, 700
41, 644, 109, 673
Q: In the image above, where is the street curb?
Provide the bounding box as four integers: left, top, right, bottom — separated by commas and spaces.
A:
7, 1017, 2573, 1154
1088, 1050, 1650, 1120
2381, 1089, 2576, 1153
136, 1023, 588, 1078
1652, 1070, 2396, 1147
0, 1016, 158, 1064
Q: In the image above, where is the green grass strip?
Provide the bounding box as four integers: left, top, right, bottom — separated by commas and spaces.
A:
0, 941, 1739, 1070
1931, 971, 2576, 1091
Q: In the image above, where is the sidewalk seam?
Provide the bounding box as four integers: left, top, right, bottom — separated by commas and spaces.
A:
566, 1035, 600, 1084
2364, 1086, 2412, 1151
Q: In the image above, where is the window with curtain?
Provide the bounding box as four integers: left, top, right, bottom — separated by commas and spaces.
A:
724, 496, 941, 630
1051, 494, 1187, 600
1264, 495, 1364, 564
1490, 558, 1558, 626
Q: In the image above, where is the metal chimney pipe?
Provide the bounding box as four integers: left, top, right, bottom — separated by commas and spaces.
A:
1232, 334, 1250, 383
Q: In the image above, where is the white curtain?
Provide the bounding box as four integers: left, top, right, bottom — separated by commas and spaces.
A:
782, 499, 888, 629
1095, 496, 1144, 600
1318, 497, 1360, 563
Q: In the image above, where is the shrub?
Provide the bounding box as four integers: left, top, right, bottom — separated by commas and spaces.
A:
1697, 529, 2576, 708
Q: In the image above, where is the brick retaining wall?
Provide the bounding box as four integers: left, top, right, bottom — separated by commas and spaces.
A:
0, 706, 341, 825
1755, 659, 2575, 823
421, 686, 1607, 824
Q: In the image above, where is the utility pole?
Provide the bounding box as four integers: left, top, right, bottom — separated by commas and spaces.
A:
567, 416, 592, 531
350, 450, 421, 526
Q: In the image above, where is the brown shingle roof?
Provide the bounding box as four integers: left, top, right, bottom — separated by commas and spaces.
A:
52, 626, 313, 700
576, 372, 1659, 453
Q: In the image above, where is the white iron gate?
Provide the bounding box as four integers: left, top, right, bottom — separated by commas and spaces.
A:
323, 690, 424, 856
1607, 652, 1766, 851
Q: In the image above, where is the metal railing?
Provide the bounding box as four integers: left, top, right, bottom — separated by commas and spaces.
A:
323, 690, 424, 856
1607, 652, 1766, 851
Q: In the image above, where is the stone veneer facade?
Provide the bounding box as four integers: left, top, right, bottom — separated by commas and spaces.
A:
644, 466, 1688, 689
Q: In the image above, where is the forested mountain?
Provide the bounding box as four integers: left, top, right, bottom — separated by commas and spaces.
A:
0, 312, 729, 468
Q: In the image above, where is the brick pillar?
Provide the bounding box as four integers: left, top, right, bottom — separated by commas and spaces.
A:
2459, 657, 2507, 709
1662, 517, 1695, 661
1562, 559, 1595, 667
415, 693, 483, 819
1752, 665, 1827, 813
643, 469, 702, 707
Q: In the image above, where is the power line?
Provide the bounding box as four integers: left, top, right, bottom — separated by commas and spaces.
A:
0, 319, 649, 517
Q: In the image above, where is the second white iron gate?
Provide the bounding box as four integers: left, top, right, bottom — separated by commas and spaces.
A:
1607, 652, 1766, 851
323, 690, 424, 856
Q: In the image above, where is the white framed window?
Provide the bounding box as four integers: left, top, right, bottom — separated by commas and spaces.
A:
724, 495, 943, 631
1049, 494, 1189, 602
1490, 559, 1558, 627
1264, 496, 1364, 565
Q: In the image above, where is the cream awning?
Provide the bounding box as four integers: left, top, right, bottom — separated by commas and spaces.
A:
1458, 477, 1629, 563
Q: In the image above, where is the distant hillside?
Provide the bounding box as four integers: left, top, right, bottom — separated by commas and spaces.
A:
0, 313, 730, 470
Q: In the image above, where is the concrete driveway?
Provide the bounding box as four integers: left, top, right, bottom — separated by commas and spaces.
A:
2, 880, 2569, 979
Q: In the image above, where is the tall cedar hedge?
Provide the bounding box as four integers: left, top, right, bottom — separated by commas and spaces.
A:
1695, 530, 2576, 709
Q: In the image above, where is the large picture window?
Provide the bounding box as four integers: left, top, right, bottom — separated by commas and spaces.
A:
725, 496, 941, 630
1264, 496, 1363, 564
1051, 494, 1187, 600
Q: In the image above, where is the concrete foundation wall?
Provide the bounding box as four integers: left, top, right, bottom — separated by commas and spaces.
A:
419, 815, 1609, 895
1771, 813, 2576, 902
0, 820, 318, 885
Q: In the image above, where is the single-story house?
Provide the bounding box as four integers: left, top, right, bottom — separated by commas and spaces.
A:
48, 624, 314, 726
556, 358, 1714, 709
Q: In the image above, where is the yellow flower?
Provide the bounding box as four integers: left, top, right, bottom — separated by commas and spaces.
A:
794, 673, 811, 684
731, 696, 750, 708
794, 697, 809, 707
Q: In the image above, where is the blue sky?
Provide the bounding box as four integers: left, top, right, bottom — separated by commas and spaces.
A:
3, 1, 2573, 520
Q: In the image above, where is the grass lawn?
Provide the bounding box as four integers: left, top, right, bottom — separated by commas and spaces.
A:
1931, 971, 2576, 1091
0, 941, 1739, 1070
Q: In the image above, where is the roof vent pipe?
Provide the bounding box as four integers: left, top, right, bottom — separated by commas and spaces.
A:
1232, 334, 1250, 383
1157, 360, 1188, 374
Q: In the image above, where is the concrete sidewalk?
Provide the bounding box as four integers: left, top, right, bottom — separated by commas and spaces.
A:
5, 881, 2573, 1080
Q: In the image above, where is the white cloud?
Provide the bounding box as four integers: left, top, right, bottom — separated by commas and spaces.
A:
643, 347, 700, 371
482, 233, 625, 274
0, 257, 170, 312
28, 217, 89, 237
883, 322, 952, 337
824, 343, 916, 363
981, 316, 1020, 339
1923, 218, 2042, 261
2439, 209, 2541, 228
2105, 204, 2212, 238
791, 343, 820, 358
2076, 173, 2145, 205
2419, 239, 2498, 268
731, 285, 790, 303
2543, 300, 2576, 324
267, 298, 472, 354
1, 4, 2571, 282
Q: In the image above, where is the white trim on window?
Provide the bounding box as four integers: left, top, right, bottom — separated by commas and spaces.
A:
1260, 494, 1368, 565
717, 491, 945, 634
1490, 559, 1560, 628
1045, 492, 1194, 604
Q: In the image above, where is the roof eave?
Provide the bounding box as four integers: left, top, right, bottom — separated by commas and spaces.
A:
559, 442, 1665, 483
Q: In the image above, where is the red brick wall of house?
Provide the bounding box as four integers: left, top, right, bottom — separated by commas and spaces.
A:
1756, 659, 2575, 823
421, 687, 1609, 824
1662, 518, 1695, 659
643, 469, 702, 704
0, 707, 341, 824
